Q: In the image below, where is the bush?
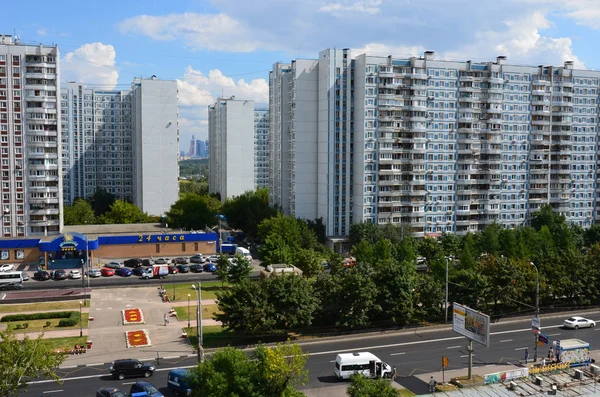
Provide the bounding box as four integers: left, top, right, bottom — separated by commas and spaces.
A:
1, 311, 74, 322
45, 321, 51, 327
57, 312, 80, 328
22, 323, 28, 329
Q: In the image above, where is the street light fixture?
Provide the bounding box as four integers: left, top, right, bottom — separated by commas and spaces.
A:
187, 294, 191, 329
192, 283, 203, 362
79, 301, 83, 337
531, 261, 540, 362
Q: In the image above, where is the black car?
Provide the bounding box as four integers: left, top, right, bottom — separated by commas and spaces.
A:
132, 267, 146, 276
110, 359, 155, 380
141, 259, 153, 266
34, 270, 50, 281
52, 269, 67, 280
189, 264, 203, 273
0, 282, 23, 290
96, 388, 127, 397
124, 258, 143, 268
176, 264, 190, 273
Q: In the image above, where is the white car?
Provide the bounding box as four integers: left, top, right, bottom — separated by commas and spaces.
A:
0, 264, 15, 272
69, 270, 81, 279
88, 269, 101, 278
564, 316, 596, 329
208, 255, 220, 262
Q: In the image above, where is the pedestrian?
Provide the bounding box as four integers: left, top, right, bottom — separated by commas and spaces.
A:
164, 313, 169, 326
524, 348, 529, 364
429, 376, 436, 393
541, 357, 546, 367
391, 366, 397, 381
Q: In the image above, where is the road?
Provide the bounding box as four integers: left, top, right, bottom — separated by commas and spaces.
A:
21, 311, 600, 397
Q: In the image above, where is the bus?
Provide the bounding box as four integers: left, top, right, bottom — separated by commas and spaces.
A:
0, 271, 23, 286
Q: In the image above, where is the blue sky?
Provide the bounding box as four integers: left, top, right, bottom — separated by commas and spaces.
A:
7, 0, 600, 149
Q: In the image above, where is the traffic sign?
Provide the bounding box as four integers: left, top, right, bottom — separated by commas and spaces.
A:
538, 333, 549, 345
442, 356, 449, 368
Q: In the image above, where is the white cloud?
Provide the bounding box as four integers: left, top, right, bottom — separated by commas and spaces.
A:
119, 13, 275, 52
36, 28, 48, 36
61, 43, 119, 88
319, 0, 383, 15
177, 66, 268, 107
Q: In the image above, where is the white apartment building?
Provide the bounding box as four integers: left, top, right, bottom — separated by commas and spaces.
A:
254, 109, 269, 189
0, 35, 62, 237
208, 97, 255, 202
270, 47, 600, 250
61, 77, 179, 216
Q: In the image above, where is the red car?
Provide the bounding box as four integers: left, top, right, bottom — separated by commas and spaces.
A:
101, 267, 115, 277
168, 265, 178, 274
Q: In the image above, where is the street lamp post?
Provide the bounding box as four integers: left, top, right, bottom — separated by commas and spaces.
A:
187, 294, 191, 329
445, 256, 452, 323
531, 262, 540, 362
79, 301, 83, 337
192, 283, 203, 362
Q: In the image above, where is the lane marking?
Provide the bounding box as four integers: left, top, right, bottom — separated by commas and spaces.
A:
121, 382, 136, 385
59, 365, 77, 369
329, 360, 335, 363
460, 355, 469, 358
390, 352, 406, 356
515, 347, 527, 351
500, 339, 513, 343
447, 346, 461, 349
43, 390, 63, 394
163, 356, 181, 359
86, 363, 105, 366
549, 333, 561, 337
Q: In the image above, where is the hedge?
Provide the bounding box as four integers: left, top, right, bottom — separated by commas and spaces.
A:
2, 311, 81, 327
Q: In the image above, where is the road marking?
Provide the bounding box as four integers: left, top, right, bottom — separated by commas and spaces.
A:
447, 346, 461, 349
500, 339, 513, 343
390, 352, 406, 356
59, 365, 77, 369
329, 360, 335, 362
163, 356, 181, 359
86, 363, 105, 366
515, 347, 527, 351
122, 382, 136, 385
549, 333, 561, 337
106, 307, 112, 310
43, 390, 63, 394
460, 355, 469, 358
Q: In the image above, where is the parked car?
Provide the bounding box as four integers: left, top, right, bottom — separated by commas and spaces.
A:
115, 267, 133, 277
0, 282, 23, 290
564, 316, 596, 329
34, 270, 50, 281
154, 258, 168, 265
109, 359, 155, 380
88, 268, 101, 278
207, 255, 220, 262
96, 388, 127, 397
52, 269, 68, 280
203, 263, 217, 272
129, 381, 163, 397
21, 271, 29, 281
189, 264, 204, 273
141, 259, 153, 266
174, 257, 188, 264
190, 254, 205, 263
69, 270, 81, 279
104, 262, 123, 269
0, 264, 15, 272
176, 264, 190, 273
124, 258, 143, 268
101, 268, 115, 277
168, 265, 178, 274
132, 267, 147, 276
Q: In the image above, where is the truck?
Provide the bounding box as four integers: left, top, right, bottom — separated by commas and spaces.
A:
554, 339, 590, 367
220, 243, 237, 254
142, 264, 169, 279
333, 352, 392, 380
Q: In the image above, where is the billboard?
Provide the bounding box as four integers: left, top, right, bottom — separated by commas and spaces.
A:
452, 302, 491, 347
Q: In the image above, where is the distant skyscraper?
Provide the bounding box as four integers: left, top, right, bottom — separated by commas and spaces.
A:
195, 139, 206, 158
208, 97, 255, 202
254, 109, 269, 189
188, 135, 196, 157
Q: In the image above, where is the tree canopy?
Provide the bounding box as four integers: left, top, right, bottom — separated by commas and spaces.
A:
221, 188, 278, 237
166, 193, 220, 230
0, 331, 67, 397
63, 198, 96, 225
97, 200, 153, 224
347, 374, 400, 397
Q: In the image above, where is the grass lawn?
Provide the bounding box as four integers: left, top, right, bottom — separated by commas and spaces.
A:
397, 390, 416, 397
184, 324, 288, 349
4, 313, 89, 333
161, 281, 231, 301
174, 304, 222, 321
43, 336, 88, 352
0, 300, 90, 313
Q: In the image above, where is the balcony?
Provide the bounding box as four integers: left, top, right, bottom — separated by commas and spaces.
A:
458, 86, 475, 93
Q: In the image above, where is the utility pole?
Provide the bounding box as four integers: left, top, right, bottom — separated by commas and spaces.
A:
192, 283, 203, 363
531, 262, 540, 362
445, 256, 451, 323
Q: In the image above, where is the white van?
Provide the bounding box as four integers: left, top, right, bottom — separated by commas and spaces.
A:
333, 352, 392, 380
235, 247, 252, 261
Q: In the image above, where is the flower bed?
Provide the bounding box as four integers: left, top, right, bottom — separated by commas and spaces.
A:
122, 308, 145, 325
125, 329, 151, 348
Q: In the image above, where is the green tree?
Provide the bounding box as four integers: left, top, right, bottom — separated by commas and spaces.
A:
90, 188, 115, 217
229, 254, 252, 283
254, 342, 309, 396
63, 198, 96, 225
264, 276, 319, 331
216, 279, 271, 334
294, 248, 322, 278
97, 200, 152, 224
221, 188, 278, 237
413, 273, 444, 319
179, 180, 208, 196
258, 215, 321, 265
215, 254, 231, 287
477, 223, 501, 256
166, 193, 218, 230
0, 331, 67, 397
305, 218, 326, 244
352, 240, 375, 265
347, 374, 399, 397
373, 258, 415, 325
349, 222, 383, 246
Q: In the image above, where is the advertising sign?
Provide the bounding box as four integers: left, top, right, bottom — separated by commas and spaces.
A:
538, 333, 549, 344
532, 316, 540, 334
452, 302, 491, 347
484, 368, 529, 384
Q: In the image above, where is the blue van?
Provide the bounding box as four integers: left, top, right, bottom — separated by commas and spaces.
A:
167, 369, 192, 396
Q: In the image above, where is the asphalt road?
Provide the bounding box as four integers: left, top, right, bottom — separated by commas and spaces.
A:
21, 311, 600, 397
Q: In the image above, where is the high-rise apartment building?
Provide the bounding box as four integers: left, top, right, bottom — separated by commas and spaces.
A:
254, 109, 269, 189
196, 140, 206, 158
0, 35, 62, 237
270, 48, 600, 251
61, 77, 179, 216
208, 97, 254, 202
